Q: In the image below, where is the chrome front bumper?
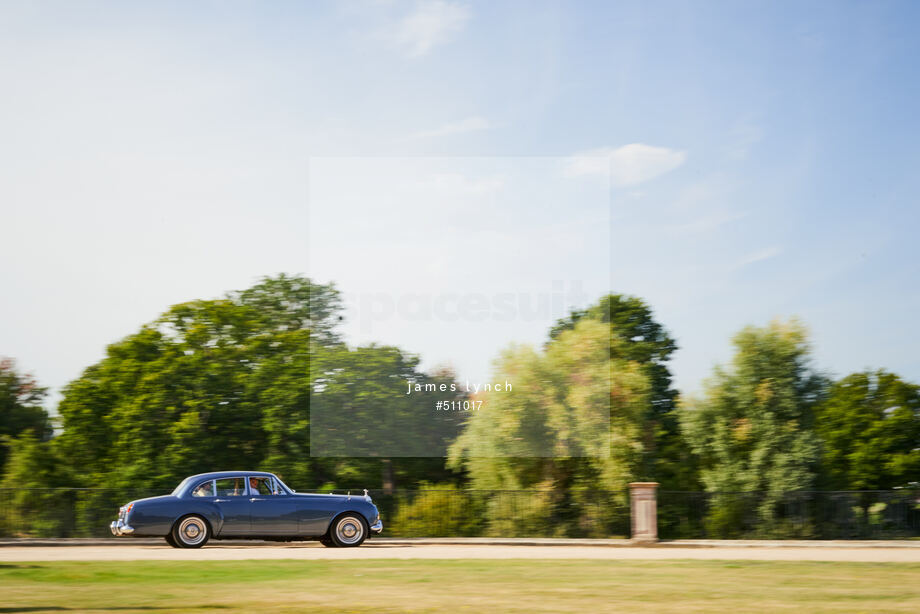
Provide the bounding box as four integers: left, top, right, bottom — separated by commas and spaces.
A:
370, 519, 383, 534
110, 519, 135, 536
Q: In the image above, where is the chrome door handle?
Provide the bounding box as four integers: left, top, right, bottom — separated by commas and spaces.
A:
249, 498, 263, 502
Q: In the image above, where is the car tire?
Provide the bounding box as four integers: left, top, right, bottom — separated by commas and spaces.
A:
329, 513, 368, 548
164, 533, 180, 548
319, 536, 336, 548
171, 515, 210, 548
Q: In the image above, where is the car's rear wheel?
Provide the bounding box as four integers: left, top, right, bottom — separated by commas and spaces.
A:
329, 513, 367, 548
172, 515, 210, 548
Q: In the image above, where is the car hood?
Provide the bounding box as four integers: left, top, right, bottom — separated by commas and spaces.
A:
292, 492, 372, 503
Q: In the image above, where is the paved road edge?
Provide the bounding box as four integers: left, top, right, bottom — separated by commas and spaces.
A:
2, 537, 919, 548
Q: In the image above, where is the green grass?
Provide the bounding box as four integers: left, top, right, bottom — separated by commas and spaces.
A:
1, 559, 919, 613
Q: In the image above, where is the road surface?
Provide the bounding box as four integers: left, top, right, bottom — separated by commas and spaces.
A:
3, 542, 920, 563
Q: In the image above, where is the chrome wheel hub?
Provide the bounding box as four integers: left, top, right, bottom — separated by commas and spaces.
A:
335, 517, 364, 545
178, 517, 207, 545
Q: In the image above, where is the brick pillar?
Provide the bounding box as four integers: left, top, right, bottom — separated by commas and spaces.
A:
629, 482, 659, 543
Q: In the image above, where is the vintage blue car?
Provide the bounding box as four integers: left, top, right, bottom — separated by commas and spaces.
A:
110, 470, 382, 548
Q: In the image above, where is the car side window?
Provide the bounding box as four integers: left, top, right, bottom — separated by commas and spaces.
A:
215, 478, 245, 496
248, 477, 274, 496
191, 480, 214, 497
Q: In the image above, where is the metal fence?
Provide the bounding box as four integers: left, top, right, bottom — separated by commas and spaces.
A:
0, 488, 165, 538
658, 490, 920, 539
1, 487, 917, 539
370, 489, 631, 538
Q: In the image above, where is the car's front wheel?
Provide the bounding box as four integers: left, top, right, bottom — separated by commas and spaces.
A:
164, 532, 179, 548
172, 515, 210, 548
329, 513, 368, 548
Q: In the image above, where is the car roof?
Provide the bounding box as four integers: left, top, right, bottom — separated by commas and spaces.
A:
184, 470, 276, 481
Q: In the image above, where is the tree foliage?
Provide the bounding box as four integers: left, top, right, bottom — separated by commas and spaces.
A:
0, 431, 74, 535
11, 270, 920, 539
448, 316, 647, 535
550, 294, 676, 416
549, 294, 694, 487
310, 344, 465, 457
815, 370, 920, 490
681, 320, 826, 493
0, 358, 52, 472
49, 275, 461, 493
54, 275, 341, 490
390, 482, 485, 537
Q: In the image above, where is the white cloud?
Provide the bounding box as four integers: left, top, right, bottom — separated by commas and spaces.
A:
394, 1, 471, 57
408, 116, 490, 139
564, 143, 687, 187
732, 245, 783, 270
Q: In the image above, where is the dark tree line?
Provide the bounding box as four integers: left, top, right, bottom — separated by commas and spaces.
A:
2, 275, 918, 520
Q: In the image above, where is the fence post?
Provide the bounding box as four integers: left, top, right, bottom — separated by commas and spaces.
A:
629, 482, 659, 543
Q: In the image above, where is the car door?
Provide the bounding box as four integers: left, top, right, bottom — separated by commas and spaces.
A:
212, 477, 251, 535
296, 495, 338, 536
248, 476, 300, 535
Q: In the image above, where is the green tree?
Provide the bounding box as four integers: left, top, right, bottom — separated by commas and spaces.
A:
550, 295, 695, 488
309, 345, 466, 491
390, 482, 486, 537
550, 294, 676, 420
54, 274, 456, 496
0, 358, 52, 472
815, 370, 920, 490
55, 275, 342, 491
680, 320, 826, 536
0, 432, 74, 536
448, 317, 647, 536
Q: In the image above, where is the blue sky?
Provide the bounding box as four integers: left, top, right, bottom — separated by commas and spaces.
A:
1, 0, 918, 403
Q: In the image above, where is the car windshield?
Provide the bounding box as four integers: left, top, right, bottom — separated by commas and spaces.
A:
273, 475, 293, 494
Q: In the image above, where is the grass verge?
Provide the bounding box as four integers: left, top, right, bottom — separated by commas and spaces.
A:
1, 559, 919, 613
